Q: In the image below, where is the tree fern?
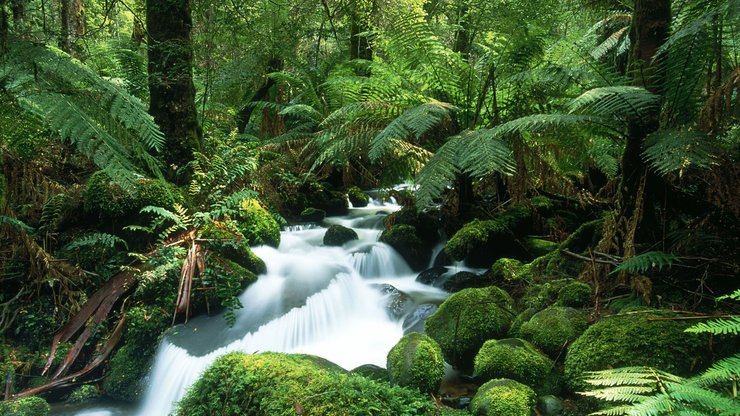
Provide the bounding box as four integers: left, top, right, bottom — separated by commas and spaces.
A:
611, 251, 679, 275
568, 86, 659, 120
643, 129, 717, 177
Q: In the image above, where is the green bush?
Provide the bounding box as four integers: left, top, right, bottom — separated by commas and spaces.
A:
379, 224, 429, 270
425, 286, 514, 370
564, 310, 710, 391
387, 333, 445, 393
0, 396, 50, 416
347, 186, 369, 207
176, 352, 436, 415
516, 306, 588, 357
236, 198, 281, 247
557, 281, 592, 307
470, 379, 536, 416
473, 338, 560, 395
323, 224, 359, 246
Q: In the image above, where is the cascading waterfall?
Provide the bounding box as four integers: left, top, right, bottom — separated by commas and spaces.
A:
129, 202, 446, 416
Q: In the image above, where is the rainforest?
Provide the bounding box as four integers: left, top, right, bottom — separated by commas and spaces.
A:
0, 0, 738, 415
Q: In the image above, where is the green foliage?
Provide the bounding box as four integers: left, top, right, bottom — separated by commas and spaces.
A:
564, 311, 710, 391
611, 251, 679, 275
176, 352, 436, 415
0, 40, 164, 186
67, 385, 100, 403
643, 129, 717, 176
236, 198, 281, 247
103, 343, 151, 402
0, 396, 50, 416
425, 286, 514, 369
470, 379, 536, 416
473, 338, 560, 395
323, 225, 359, 247
62, 233, 128, 252
387, 333, 445, 393
516, 306, 589, 357
84, 171, 182, 220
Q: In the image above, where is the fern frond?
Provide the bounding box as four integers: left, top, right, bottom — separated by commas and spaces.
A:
415, 136, 465, 208
38, 193, 69, 233
643, 130, 716, 176
569, 86, 659, 120
611, 251, 679, 274
684, 318, 740, 335
694, 354, 740, 386
0, 215, 35, 233
62, 233, 128, 251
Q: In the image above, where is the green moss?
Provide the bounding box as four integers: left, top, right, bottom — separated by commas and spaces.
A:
564, 310, 711, 391
236, 198, 281, 247
470, 379, 536, 416
201, 221, 266, 274
387, 333, 445, 393
103, 344, 151, 401
384, 207, 440, 243
445, 219, 505, 262
176, 352, 436, 415
519, 278, 575, 311
525, 237, 558, 257
350, 364, 389, 382
84, 171, 182, 219
379, 224, 429, 270
67, 384, 99, 403
508, 307, 539, 336
557, 281, 592, 308
0, 396, 50, 416
516, 306, 588, 357
527, 250, 581, 281
300, 207, 326, 222
473, 338, 560, 395
489, 258, 527, 283
347, 186, 369, 207
530, 195, 554, 211
323, 224, 359, 246
425, 286, 514, 370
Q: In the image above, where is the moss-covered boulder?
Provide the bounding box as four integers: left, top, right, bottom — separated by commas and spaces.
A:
525, 237, 558, 257
489, 258, 528, 283
300, 207, 326, 222
0, 396, 50, 416
177, 352, 435, 415
425, 286, 515, 370
201, 221, 266, 275
516, 306, 589, 357
379, 224, 430, 271
67, 384, 99, 403
445, 206, 532, 267
442, 271, 491, 292
564, 310, 710, 391
84, 171, 182, 219
347, 186, 369, 207
473, 338, 560, 395
384, 207, 440, 244
519, 278, 575, 311
323, 224, 359, 246
387, 333, 445, 393
557, 281, 592, 308
350, 364, 389, 382
236, 198, 281, 247
470, 379, 536, 416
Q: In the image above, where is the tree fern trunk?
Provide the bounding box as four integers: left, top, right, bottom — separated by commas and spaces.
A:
60, 0, 85, 57
617, 0, 670, 246
146, 0, 202, 180
349, 0, 373, 64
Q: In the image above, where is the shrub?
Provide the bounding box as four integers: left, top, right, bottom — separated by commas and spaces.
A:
387, 333, 445, 393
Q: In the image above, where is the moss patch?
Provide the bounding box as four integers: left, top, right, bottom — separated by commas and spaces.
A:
300, 207, 326, 222
323, 224, 359, 246
379, 224, 430, 271
516, 306, 589, 357
557, 281, 592, 308
236, 198, 281, 247
84, 171, 182, 220
176, 352, 436, 415
473, 338, 560, 395
0, 396, 50, 416
425, 286, 514, 370
470, 378, 536, 416
347, 186, 369, 207
387, 333, 445, 393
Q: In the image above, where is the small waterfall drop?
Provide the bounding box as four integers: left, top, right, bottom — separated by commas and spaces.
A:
126, 197, 445, 416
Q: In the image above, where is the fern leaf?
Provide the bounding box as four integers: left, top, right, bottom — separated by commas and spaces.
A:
569, 86, 659, 120
0, 215, 35, 233
685, 318, 740, 335
62, 233, 128, 251
643, 130, 716, 177
694, 354, 740, 386
611, 251, 679, 274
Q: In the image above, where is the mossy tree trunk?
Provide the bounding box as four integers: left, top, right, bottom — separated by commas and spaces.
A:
60, 0, 85, 56
146, 0, 202, 181
616, 0, 670, 248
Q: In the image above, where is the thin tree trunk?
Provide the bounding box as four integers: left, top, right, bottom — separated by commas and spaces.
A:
452, 4, 470, 57
617, 0, 671, 248
60, 0, 85, 56
146, 0, 202, 180
0, 0, 8, 53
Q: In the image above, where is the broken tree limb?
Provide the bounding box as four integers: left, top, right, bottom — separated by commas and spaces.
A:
560, 249, 620, 266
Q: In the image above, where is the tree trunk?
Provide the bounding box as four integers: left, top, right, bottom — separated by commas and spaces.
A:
60, 0, 85, 56
146, 0, 202, 180
616, 0, 670, 248
236, 57, 283, 134
0, 0, 8, 53
452, 4, 470, 58
349, 0, 373, 63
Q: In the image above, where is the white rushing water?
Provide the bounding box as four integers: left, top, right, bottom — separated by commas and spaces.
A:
123, 201, 447, 416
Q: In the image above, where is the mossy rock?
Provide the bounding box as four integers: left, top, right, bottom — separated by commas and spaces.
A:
526, 250, 581, 281
347, 186, 369, 207
519, 278, 575, 311
425, 286, 515, 370
300, 207, 326, 222
516, 306, 589, 357
350, 364, 389, 382
102, 344, 153, 401
379, 224, 430, 271
201, 221, 266, 275
67, 384, 99, 403
0, 396, 50, 416
489, 258, 527, 283
84, 171, 183, 220
176, 352, 436, 415
236, 198, 281, 247
445, 206, 532, 268
384, 207, 440, 244
557, 281, 592, 308
508, 307, 539, 336
524, 237, 558, 257
323, 224, 359, 246
470, 378, 536, 416
564, 310, 711, 391
560, 219, 603, 253
473, 338, 560, 395
387, 333, 445, 393
442, 271, 493, 292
